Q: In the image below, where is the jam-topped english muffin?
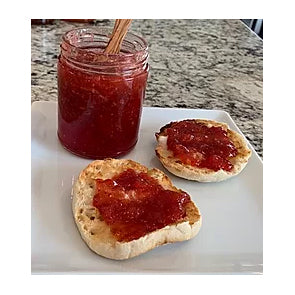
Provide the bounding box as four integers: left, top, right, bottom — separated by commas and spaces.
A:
155, 119, 252, 182
72, 159, 202, 260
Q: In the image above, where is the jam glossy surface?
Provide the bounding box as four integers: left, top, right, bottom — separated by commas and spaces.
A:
166, 120, 238, 171
57, 55, 148, 159
92, 169, 190, 242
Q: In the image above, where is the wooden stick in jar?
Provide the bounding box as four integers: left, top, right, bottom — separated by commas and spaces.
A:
104, 19, 132, 54
112, 19, 120, 36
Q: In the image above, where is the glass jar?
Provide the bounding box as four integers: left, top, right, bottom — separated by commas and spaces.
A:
57, 27, 149, 159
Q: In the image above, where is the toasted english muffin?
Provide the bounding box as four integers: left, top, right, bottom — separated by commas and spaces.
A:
155, 119, 252, 182
72, 159, 202, 260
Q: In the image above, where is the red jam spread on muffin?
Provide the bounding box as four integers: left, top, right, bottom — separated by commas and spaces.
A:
165, 120, 238, 171
92, 169, 190, 242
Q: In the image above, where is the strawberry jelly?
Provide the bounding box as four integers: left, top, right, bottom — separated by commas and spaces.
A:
92, 169, 191, 242
165, 120, 238, 171
57, 28, 149, 159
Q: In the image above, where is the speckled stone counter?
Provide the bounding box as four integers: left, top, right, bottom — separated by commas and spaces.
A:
31, 19, 263, 158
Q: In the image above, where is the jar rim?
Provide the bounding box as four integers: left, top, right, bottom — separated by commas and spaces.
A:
60, 27, 149, 75
62, 27, 148, 58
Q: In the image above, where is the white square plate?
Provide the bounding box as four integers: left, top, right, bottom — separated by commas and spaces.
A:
31, 101, 263, 274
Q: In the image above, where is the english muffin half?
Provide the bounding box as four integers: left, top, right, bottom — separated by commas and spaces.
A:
73, 159, 202, 260
155, 119, 252, 182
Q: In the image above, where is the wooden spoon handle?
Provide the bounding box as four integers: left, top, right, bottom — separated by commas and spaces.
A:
104, 19, 132, 54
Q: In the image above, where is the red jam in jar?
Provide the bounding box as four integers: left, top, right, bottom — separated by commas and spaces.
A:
165, 120, 238, 171
92, 169, 191, 242
57, 28, 149, 159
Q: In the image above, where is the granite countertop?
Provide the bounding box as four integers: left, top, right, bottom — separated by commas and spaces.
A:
31, 19, 263, 158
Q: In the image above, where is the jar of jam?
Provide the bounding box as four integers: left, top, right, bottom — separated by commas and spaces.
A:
57, 27, 149, 159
